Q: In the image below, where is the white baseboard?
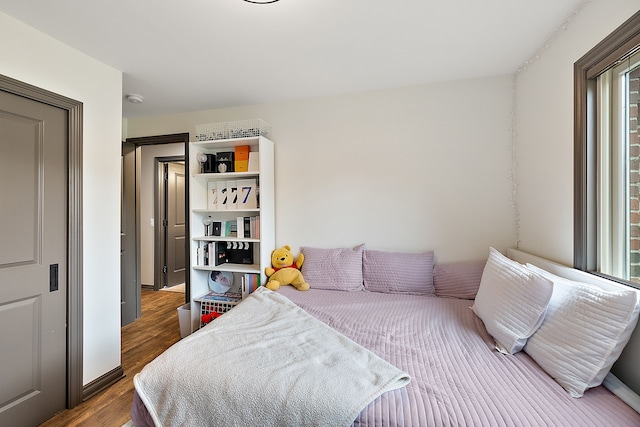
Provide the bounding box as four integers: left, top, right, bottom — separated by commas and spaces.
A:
604, 373, 640, 413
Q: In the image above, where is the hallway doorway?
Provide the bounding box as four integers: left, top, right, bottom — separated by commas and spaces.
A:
121, 133, 189, 327
155, 158, 186, 290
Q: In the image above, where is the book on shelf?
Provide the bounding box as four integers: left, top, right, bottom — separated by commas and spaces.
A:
216, 180, 227, 210
226, 221, 237, 237
207, 242, 214, 267
242, 273, 261, 298
197, 241, 206, 266
212, 220, 237, 238
196, 241, 227, 266
244, 216, 251, 238
227, 180, 237, 210
236, 178, 258, 209
214, 241, 228, 265
199, 290, 242, 302
206, 241, 254, 265
249, 216, 256, 238
207, 181, 218, 210
207, 179, 258, 211
236, 216, 245, 240
248, 151, 259, 172
228, 216, 260, 239
208, 180, 218, 212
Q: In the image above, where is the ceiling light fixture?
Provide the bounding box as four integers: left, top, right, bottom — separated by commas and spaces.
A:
243, 0, 280, 4
125, 94, 144, 104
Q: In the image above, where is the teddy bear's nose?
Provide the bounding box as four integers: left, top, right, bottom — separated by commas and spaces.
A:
279, 257, 286, 261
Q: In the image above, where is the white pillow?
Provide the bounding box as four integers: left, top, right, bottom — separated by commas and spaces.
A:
471, 248, 553, 354
524, 264, 640, 398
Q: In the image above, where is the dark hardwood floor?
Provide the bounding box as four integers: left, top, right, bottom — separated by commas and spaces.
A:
40, 289, 186, 427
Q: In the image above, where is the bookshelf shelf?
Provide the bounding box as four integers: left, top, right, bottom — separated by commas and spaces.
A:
192, 208, 260, 214
188, 136, 275, 333
193, 236, 261, 243
193, 171, 259, 179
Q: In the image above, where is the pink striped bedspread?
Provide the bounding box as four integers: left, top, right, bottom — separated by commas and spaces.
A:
276, 287, 640, 426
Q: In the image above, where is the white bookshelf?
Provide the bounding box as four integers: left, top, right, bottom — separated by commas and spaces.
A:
188, 136, 275, 332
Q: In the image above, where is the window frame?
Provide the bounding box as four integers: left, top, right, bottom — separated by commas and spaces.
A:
574, 10, 640, 287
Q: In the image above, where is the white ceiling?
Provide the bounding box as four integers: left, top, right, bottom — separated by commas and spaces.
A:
0, 0, 586, 118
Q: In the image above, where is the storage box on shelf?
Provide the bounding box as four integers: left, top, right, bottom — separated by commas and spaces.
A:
198, 298, 241, 328
195, 119, 271, 141
188, 136, 275, 333
228, 119, 271, 139
195, 122, 228, 141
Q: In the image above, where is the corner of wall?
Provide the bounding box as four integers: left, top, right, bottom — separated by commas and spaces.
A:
122, 117, 128, 141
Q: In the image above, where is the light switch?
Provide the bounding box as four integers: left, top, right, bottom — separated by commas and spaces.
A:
150, 218, 154, 227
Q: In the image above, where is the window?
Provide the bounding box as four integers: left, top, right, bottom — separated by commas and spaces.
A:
597, 51, 640, 282
575, 11, 640, 287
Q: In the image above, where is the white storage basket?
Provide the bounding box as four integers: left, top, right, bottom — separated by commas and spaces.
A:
227, 119, 271, 139
195, 122, 228, 141
199, 299, 240, 327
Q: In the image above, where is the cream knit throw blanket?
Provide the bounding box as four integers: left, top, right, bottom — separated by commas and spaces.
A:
134, 287, 410, 427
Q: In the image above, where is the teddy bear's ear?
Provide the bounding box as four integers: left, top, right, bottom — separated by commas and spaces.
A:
284, 245, 291, 251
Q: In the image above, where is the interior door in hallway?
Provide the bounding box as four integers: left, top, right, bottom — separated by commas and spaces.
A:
0, 90, 68, 425
121, 142, 140, 326
165, 161, 186, 287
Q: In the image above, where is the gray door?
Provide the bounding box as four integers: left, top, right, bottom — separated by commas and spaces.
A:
0, 90, 67, 425
165, 162, 186, 287
121, 142, 140, 326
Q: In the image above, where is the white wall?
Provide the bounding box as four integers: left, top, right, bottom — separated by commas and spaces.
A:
0, 12, 123, 385
127, 75, 516, 263
139, 143, 184, 286
515, 0, 640, 265
1, 0, 636, 394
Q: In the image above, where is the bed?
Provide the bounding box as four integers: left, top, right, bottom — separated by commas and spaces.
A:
131, 246, 640, 426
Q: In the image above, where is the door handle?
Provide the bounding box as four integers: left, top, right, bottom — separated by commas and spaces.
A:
50, 263, 59, 292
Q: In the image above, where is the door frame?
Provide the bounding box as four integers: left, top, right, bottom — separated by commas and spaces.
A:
124, 133, 190, 304
0, 74, 84, 408
154, 156, 186, 291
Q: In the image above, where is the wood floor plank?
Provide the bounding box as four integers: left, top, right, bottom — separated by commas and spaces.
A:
39, 290, 186, 427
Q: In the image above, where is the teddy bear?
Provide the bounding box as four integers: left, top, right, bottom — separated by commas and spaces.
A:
264, 245, 310, 291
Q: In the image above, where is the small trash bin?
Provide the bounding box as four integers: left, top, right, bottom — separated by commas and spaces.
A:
177, 303, 191, 338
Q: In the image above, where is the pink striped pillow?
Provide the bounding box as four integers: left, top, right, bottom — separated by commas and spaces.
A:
363, 250, 435, 295
301, 244, 365, 291
433, 261, 486, 299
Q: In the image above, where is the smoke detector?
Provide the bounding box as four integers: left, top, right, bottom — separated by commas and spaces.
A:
125, 94, 144, 104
